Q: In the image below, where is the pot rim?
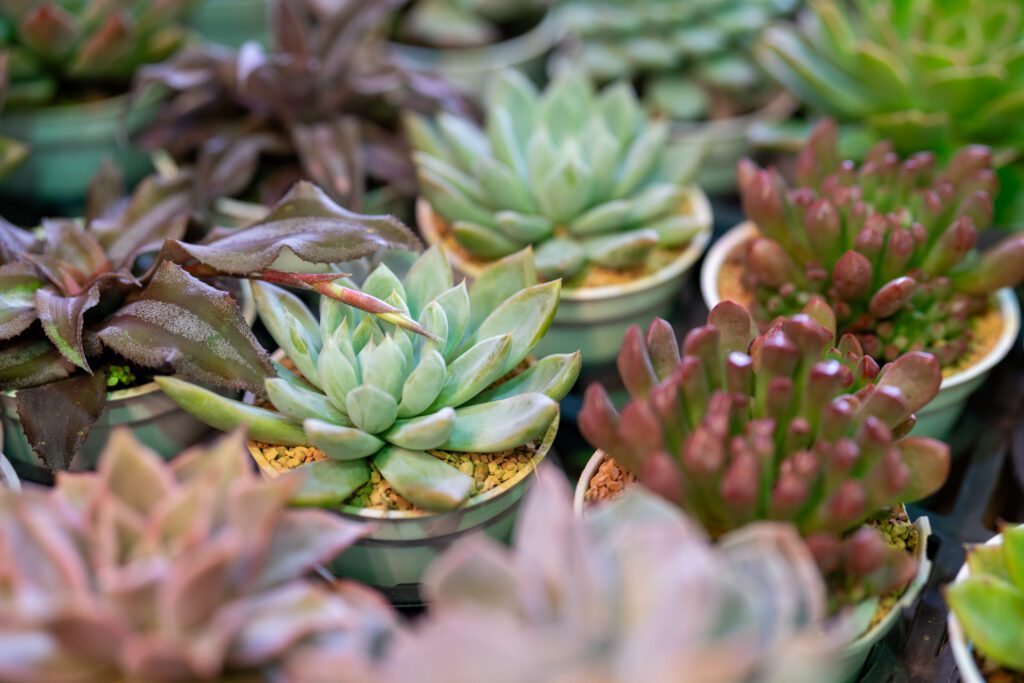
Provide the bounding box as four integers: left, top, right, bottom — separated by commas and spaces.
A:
701, 221, 1023, 393
417, 186, 714, 302
947, 532, 1008, 683
246, 350, 559, 522
388, 11, 562, 74
0, 279, 255, 405
574, 448, 933, 650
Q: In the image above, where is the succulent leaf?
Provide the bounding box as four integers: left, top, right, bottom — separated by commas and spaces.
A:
445, 393, 558, 453
373, 447, 475, 512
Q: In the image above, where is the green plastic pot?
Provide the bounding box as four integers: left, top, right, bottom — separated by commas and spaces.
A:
389, 13, 561, 94
948, 531, 1010, 683
418, 189, 714, 366
670, 93, 796, 195
245, 355, 560, 589
188, 0, 270, 48
0, 89, 162, 209
0, 281, 255, 473
701, 222, 1021, 441
575, 449, 932, 683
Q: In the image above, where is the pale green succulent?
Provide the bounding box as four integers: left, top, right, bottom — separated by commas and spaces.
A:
157, 246, 580, 512
408, 69, 708, 282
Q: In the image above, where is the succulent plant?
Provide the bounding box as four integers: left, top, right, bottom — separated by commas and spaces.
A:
395, 0, 550, 49
371, 464, 840, 683
156, 247, 580, 512
0, 0, 195, 107
554, 0, 798, 121
757, 0, 1024, 222
579, 300, 950, 601
409, 69, 707, 281
738, 120, 1024, 367
0, 427, 397, 683
947, 524, 1024, 674
137, 0, 467, 213
0, 171, 423, 470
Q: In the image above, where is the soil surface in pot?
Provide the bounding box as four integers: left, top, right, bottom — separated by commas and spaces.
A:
428, 199, 697, 290
584, 454, 920, 631
252, 357, 543, 514
974, 653, 1024, 682
716, 239, 1004, 378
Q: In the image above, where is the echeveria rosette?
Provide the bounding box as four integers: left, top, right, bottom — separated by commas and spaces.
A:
0, 0, 196, 107
408, 69, 707, 282
948, 524, 1024, 674
0, 176, 424, 470
555, 0, 798, 121
579, 299, 951, 602
739, 120, 1024, 367
758, 0, 1024, 223
0, 428, 396, 683
372, 464, 840, 683
157, 247, 581, 512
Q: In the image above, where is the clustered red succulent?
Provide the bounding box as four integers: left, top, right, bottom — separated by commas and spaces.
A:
580, 300, 950, 601
738, 119, 1024, 365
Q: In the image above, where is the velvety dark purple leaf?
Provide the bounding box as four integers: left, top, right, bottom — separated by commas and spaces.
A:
96, 261, 272, 395
290, 117, 363, 206
197, 129, 290, 205
32, 219, 110, 294
89, 171, 192, 268
0, 337, 75, 390
0, 217, 37, 261
271, 0, 309, 62
85, 157, 125, 222
35, 284, 100, 372
15, 370, 108, 471
161, 181, 421, 275
0, 263, 42, 340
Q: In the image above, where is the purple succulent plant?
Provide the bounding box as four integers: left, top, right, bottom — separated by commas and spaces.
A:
738, 119, 1024, 366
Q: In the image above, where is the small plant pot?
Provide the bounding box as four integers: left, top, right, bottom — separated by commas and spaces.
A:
700, 222, 1022, 441
418, 190, 714, 366
0, 88, 162, 209
244, 350, 560, 590
669, 93, 797, 195
575, 448, 932, 682
188, 0, 270, 48
0, 424, 20, 490
948, 532, 1010, 683
0, 282, 255, 475
389, 13, 562, 94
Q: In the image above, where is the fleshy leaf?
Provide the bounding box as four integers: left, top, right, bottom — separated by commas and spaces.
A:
466, 281, 560, 375
289, 459, 372, 507
304, 418, 384, 461
469, 352, 581, 404
15, 371, 108, 471
373, 447, 474, 511
444, 394, 557, 453
383, 408, 456, 450
0, 263, 43, 340
35, 284, 100, 372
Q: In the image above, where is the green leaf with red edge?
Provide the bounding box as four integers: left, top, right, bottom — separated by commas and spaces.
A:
0, 263, 43, 340
15, 370, 108, 471
19, 4, 79, 60
159, 181, 421, 275
96, 261, 273, 396
0, 337, 75, 390
67, 11, 131, 77
35, 284, 100, 372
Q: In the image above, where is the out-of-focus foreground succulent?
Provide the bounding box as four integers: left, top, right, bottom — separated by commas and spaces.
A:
739, 120, 1024, 367
0, 0, 195, 107
365, 464, 839, 683
157, 247, 580, 512
580, 300, 950, 602
758, 0, 1024, 222
138, 0, 467, 212
0, 174, 423, 470
0, 428, 396, 683
555, 0, 798, 121
410, 70, 706, 281
395, 0, 550, 49
947, 524, 1024, 674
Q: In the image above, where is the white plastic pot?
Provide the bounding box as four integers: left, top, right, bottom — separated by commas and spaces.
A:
389, 14, 562, 94
701, 222, 1022, 440
947, 532, 1007, 683
418, 189, 714, 366
575, 448, 932, 682
1, 282, 255, 473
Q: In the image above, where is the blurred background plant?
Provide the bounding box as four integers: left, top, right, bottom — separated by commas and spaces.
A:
553, 0, 799, 123
0, 428, 397, 683
758, 0, 1024, 225
367, 464, 842, 683
393, 0, 552, 49
138, 0, 468, 218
